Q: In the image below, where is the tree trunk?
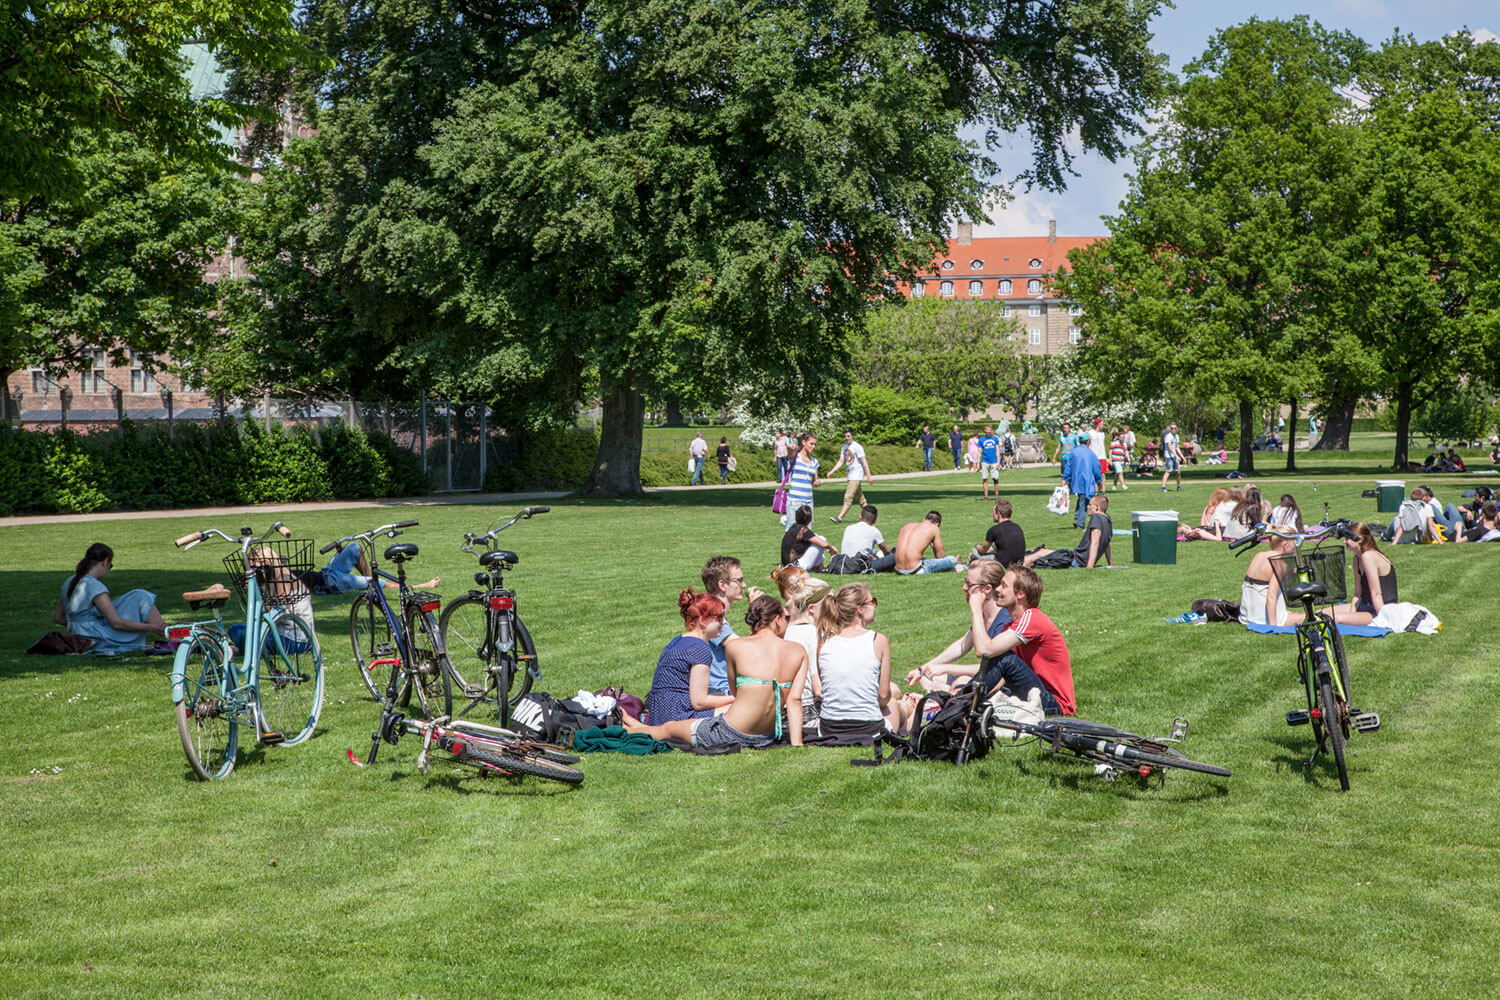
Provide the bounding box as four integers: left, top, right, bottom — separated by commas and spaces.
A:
1285, 398, 1297, 472
664, 398, 684, 426
582, 376, 646, 496
1393, 379, 1412, 472
1237, 398, 1255, 474
1311, 396, 1355, 451
0, 367, 13, 424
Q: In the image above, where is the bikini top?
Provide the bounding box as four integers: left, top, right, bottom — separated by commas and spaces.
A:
735, 675, 792, 740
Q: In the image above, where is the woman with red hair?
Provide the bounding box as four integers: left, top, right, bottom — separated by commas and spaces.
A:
644, 589, 735, 724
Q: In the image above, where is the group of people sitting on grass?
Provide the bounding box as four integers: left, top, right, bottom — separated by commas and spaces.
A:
1382, 485, 1499, 544
627, 555, 1073, 751
1420, 448, 1468, 474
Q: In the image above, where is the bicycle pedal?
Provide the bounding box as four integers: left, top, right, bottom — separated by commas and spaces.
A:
1353, 712, 1381, 733
462, 685, 486, 699
259, 729, 286, 746
1285, 709, 1311, 727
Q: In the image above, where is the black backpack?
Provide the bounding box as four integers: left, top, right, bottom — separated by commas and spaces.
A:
854, 685, 993, 766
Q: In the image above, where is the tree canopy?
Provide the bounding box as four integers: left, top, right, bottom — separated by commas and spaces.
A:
228, 0, 1169, 493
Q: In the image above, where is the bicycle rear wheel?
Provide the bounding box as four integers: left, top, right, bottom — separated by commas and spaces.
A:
404, 604, 452, 720
174, 635, 238, 780
260, 613, 324, 746
349, 592, 393, 701
439, 596, 536, 721
1317, 667, 1350, 791
1323, 613, 1352, 702
458, 743, 584, 785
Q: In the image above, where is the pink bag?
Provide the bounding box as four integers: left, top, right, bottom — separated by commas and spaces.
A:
771, 471, 790, 514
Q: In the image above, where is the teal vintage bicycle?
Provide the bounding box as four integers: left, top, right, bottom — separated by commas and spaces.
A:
168, 522, 325, 780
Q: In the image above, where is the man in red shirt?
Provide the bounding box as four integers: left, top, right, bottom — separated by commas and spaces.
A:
979, 566, 1074, 715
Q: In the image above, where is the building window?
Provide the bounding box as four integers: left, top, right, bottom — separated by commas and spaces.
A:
131, 369, 156, 393
939, 280, 954, 297
1028, 258, 1042, 268
941, 260, 954, 271
911, 282, 925, 298
968, 280, 983, 297
31, 370, 47, 394
1068, 303, 1082, 316
1027, 279, 1043, 294
1028, 328, 1042, 345
1028, 304, 1042, 317
1069, 327, 1081, 345
1001, 305, 1012, 318
970, 259, 984, 270
998, 279, 1012, 295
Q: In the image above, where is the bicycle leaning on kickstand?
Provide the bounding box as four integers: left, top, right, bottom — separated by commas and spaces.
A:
332, 520, 451, 718
1230, 520, 1381, 791
438, 506, 549, 727
168, 522, 325, 780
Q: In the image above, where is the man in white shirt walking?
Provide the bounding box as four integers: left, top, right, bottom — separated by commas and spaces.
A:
828, 427, 872, 524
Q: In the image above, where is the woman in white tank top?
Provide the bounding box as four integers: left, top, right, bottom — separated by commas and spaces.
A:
772, 566, 830, 736
814, 582, 912, 738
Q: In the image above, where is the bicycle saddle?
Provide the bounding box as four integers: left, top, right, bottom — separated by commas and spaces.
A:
1284, 581, 1327, 602
480, 549, 518, 568
384, 542, 419, 563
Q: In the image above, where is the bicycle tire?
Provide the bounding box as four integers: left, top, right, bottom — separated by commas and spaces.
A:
404, 604, 452, 720
260, 613, 324, 746
439, 596, 536, 721
1048, 722, 1232, 778
1115, 746, 1233, 778
1317, 667, 1350, 791
456, 744, 584, 785
1323, 612, 1352, 703
349, 592, 392, 701
174, 634, 238, 780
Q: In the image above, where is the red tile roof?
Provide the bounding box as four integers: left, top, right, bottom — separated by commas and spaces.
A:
900, 234, 1102, 300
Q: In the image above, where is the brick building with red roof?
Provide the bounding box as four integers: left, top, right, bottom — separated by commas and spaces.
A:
899, 220, 1101, 356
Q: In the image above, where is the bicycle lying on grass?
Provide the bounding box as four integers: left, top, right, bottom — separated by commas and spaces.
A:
357, 711, 584, 786
438, 506, 549, 727
992, 716, 1232, 782
169, 523, 325, 780
1230, 520, 1381, 791
331, 520, 450, 717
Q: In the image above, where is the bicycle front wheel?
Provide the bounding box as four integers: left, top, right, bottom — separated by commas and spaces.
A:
458, 744, 584, 785
1322, 612, 1352, 702
404, 605, 452, 720
174, 634, 238, 780
261, 613, 325, 746
349, 592, 393, 701
1316, 667, 1350, 791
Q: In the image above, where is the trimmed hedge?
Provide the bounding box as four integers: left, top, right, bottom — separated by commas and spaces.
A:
0, 421, 426, 516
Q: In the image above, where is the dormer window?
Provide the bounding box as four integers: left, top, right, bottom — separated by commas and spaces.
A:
970, 259, 984, 270
941, 260, 954, 271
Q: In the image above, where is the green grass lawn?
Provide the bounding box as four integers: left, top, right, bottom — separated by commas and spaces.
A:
3, 433, 1498, 998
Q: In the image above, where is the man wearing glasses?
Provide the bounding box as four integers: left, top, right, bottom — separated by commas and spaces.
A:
907, 562, 1073, 717
701, 555, 764, 695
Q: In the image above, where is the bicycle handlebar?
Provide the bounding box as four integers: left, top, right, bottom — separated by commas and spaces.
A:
320, 520, 422, 555
175, 523, 289, 551
460, 507, 549, 551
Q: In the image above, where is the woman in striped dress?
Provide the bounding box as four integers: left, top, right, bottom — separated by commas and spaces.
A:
782, 432, 822, 527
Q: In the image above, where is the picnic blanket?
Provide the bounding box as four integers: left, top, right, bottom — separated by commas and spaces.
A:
1243, 621, 1391, 638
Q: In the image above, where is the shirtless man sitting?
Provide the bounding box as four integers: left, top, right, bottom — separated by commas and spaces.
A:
893, 511, 961, 575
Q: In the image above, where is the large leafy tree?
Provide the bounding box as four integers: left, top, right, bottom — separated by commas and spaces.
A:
0, 134, 238, 415
1341, 33, 1500, 470
1, 1, 303, 204
243, 0, 1168, 494
1060, 18, 1369, 473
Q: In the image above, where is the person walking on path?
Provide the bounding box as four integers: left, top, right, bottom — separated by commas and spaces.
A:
949, 425, 964, 471
1066, 438, 1102, 528
1108, 429, 1128, 491
918, 425, 935, 472
773, 430, 792, 483
689, 431, 708, 485
977, 425, 1001, 500
1160, 422, 1185, 492
783, 432, 822, 526
715, 436, 732, 483
827, 428, 872, 524
1088, 417, 1108, 481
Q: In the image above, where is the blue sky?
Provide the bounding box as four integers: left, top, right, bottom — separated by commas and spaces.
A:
974, 2, 1497, 238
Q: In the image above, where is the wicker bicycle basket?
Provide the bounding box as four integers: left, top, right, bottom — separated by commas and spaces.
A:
222, 538, 314, 611
1271, 545, 1347, 607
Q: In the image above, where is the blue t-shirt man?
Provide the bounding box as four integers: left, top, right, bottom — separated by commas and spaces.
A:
978, 434, 1000, 465
707, 624, 736, 695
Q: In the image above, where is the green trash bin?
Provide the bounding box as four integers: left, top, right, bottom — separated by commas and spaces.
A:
1132, 510, 1178, 565
1376, 480, 1406, 513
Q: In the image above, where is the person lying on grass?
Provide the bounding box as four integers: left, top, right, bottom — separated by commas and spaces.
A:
644, 589, 736, 725
1023, 494, 1113, 569
624, 595, 809, 748
298, 542, 439, 594
907, 564, 1074, 717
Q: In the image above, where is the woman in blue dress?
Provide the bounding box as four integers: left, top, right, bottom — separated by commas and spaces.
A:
53, 543, 166, 655
644, 589, 735, 724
